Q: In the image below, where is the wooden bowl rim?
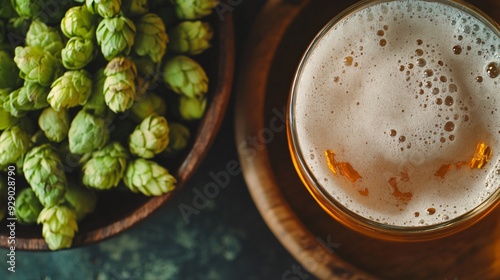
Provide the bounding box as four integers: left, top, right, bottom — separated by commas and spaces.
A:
0, 13, 235, 251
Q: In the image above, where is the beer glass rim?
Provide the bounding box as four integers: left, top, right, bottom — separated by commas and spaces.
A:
287, 0, 500, 241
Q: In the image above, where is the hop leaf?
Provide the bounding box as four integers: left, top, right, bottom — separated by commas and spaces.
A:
25, 20, 64, 57
60, 5, 97, 39
23, 144, 67, 207
0, 126, 30, 166
168, 21, 213, 55
82, 142, 128, 190
14, 46, 63, 86
86, 0, 122, 18
103, 56, 137, 112
134, 13, 168, 63
37, 205, 78, 250
124, 158, 176, 196
38, 107, 70, 143
15, 188, 43, 225
172, 0, 218, 20
178, 95, 207, 121
96, 15, 136, 61
47, 70, 93, 111
61, 37, 97, 70
129, 114, 169, 158
64, 181, 97, 221
68, 109, 110, 154
162, 55, 208, 98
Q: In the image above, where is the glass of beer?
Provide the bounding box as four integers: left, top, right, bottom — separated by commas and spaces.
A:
287, 0, 500, 241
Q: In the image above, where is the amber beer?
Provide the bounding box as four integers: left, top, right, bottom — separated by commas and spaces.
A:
288, 0, 500, 240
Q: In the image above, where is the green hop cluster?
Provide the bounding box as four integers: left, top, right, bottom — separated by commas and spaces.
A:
68, 109, 110, 154
61, 5, 97, 39
47, 70, 93, 111
124, 158, 176, 196
162, 55, 208, 98
169, 21, 213, 55
15, 188, 43, 225
37, 205, 78, 250
0, 50, 22, 89
0, 126, 30, 166
14, 46, 63, 86
87, 0, 122, 18
96, 15, 136, 60
103, 56, 137, 112
129, 114, 169, 158
134, 13, 168, 63
38, 107, 70, 143
23, 144, 67, 207
82, 142, 128, 190
3, 82, 50, 117
172, 0, 218, 20
25, 20, 64, 57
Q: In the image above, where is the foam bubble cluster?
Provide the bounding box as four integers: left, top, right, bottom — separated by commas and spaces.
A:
293, 0, 500, 227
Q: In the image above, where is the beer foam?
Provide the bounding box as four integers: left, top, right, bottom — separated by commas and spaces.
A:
293, 0, 500, 226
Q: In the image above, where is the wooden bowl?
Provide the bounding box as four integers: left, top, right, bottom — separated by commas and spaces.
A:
235, 0, 500, 279
0, 13, 235, 250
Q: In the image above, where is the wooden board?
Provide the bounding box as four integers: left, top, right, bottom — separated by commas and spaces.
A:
235, 0, 500, 279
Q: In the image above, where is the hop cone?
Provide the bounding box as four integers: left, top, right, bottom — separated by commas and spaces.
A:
86, 0, 122, 18
64, 182, 97, 221
47, 70, 93, 111
163, 122, 190, 155
169, 21, 213, 55
162, 55, 208, 98
178, 95, 207, 121
82, 142, 128, 190
3, 82, 50, 117
25, 20, 64, 57
15, 188, 43, 225
96, 15, 136, 61
68, 109, 110, 154
129, 114, 169, 158
172, 0, 218, 20
14, 46, 63, 87
60, 5, 96, 39
0, 126, 30, 166
0, 50, 22, 89
38, 107, 70, 143
83, 68, 108, 117
23, 144, 67, 207
37, 205, 78, 250
129, 92, 166, 123
124, 158, 176, 196
61, 37, 96, 70
134, 13, 168, 63
103, 57, 137, 112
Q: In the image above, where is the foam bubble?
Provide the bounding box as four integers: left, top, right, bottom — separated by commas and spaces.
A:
293, 0, 500, 227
